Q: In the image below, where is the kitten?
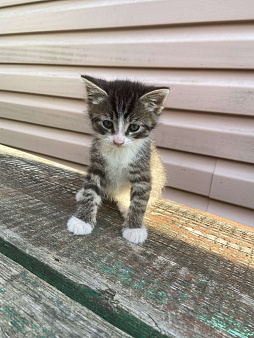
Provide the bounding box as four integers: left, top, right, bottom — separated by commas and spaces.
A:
67, 75, 169, 244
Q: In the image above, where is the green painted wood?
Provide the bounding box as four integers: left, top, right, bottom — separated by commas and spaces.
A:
0, 253, 131, 337
0, 152, 254, 338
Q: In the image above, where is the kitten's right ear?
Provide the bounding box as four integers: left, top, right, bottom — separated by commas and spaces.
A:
81, 75, 108, 105
139, 87, 169, 115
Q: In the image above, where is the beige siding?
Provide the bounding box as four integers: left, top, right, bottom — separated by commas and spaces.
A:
0, 0, 253, 226
0, 0, 46, 8
0, 27, 254, 69
1, 0, 254, 33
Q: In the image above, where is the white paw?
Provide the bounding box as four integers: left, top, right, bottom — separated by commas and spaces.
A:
67, 216, 93, 235
75, 188, 85, 202
122, 227, 147, 244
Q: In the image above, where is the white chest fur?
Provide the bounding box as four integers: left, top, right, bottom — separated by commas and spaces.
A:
100, 139, 145, 195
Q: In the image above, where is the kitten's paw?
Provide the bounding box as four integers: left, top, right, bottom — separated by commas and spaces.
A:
75, 188, 85, 202
122, 227, 147, 244
67, 216, 93, 235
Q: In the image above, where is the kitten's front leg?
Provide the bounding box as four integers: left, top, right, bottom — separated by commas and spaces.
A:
122, 171, 151, 244
67, 167, 104, 235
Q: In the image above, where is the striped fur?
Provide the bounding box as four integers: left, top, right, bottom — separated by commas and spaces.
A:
67, 76, 169, 244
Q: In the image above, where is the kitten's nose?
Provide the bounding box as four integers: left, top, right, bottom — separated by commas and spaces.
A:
113, 140, 124, 146
113, 132, 125, 146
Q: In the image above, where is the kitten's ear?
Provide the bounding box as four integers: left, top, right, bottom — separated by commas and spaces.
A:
140, 88, 169, 114
81, 75, 108, 105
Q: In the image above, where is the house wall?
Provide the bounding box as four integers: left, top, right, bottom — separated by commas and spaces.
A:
0, 0, 254, 226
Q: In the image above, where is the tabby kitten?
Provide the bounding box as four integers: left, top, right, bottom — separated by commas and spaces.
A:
67, 75, 169, 244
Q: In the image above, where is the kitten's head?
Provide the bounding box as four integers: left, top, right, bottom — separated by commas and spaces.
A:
82, 75, 169, 147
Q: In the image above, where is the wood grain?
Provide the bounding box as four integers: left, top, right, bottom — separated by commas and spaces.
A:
0, 146, 253, 337
0, 253, 131, 337
0, 0, 253, 254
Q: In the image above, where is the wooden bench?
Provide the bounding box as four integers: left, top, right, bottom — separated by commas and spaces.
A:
0, 145, 253, 337
0, 253, 130, 337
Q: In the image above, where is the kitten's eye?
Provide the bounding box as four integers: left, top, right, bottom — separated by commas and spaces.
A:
128, 124, 140, 132
103, 120, 113, 129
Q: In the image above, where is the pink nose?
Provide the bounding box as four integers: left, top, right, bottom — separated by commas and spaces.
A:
113, 132, 125, 146
113, 140, 124, 146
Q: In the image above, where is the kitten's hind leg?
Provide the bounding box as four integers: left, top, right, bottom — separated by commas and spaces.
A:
116, 198, 130, 219
112, 186, 131, 219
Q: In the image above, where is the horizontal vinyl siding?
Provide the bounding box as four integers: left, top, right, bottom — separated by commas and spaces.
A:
1, 26, 254, 69
1, 91, 253, 163
0, 0, 46, 8
1, 66, 254, 116
1, 0, 254, 33
0, 0, 253, 226
0, 119, 91, 164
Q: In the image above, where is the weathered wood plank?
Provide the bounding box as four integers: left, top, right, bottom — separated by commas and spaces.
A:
4, 146, 254, 228
0, 146, 253, 337
0, 253, 131, 338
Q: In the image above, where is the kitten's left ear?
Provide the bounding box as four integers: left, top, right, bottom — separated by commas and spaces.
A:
81, 75, 108, 105
140, 88, 169, 114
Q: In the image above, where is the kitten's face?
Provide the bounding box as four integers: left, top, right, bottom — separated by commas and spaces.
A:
82, 76, 169, 147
